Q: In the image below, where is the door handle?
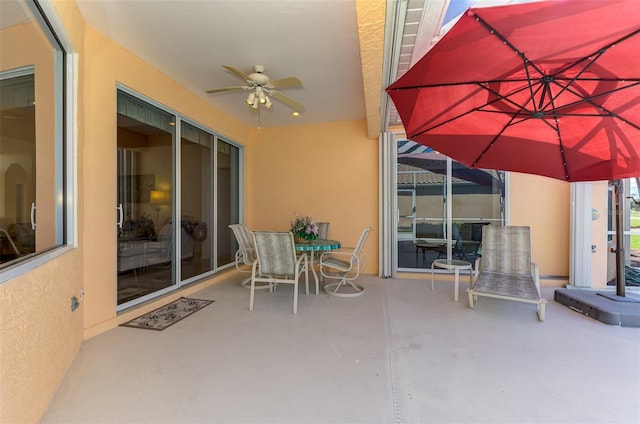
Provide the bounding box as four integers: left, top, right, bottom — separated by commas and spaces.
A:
116, 204, 123, 228
30, 202, 36, 230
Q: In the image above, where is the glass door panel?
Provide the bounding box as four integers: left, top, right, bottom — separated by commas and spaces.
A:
397, 152, 446, 269
116, 92, 175, 306
397, 189, 415, 239
180, 122, 213, 280
216, 141, 240, 268
450, 160, 505, 264
608, 178, 639, 286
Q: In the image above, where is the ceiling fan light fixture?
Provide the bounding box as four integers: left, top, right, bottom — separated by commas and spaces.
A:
245, 92, 256, 106
251, 97, 259, 109
265, 96, 272, 108
292, 111, 300, 117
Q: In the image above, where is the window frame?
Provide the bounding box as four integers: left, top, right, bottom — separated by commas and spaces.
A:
1, 0, 77, 283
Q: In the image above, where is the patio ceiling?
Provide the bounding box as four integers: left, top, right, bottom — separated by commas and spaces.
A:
73, 0, 453, 136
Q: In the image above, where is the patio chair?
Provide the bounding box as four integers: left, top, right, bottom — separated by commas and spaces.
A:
228, 224, 268, 290
468, 225, 547, 321
250, 231, 308, 314
317, 222, 330, 239
319, 226, 373, 297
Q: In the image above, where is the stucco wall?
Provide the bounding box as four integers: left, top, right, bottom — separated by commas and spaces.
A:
509, 172, 571, 277
247, 121, 379, 270
0, 2, 86, 423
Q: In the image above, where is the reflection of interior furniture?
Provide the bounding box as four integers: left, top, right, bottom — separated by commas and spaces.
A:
118, 221, 194, 273
414, 239, 449, 261
416, 222, 443, 239
0, 228, 21, 258
320, 226, 372, 297
468, 226, 547, 321
295, 238, 341, 294
249, 231, 308, 315
149, 190, 169, 224
0, 223, 35, 262
431, 258, 473, 302
229, 223, 268, 290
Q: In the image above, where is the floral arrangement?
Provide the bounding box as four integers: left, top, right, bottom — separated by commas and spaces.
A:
290, 213, 318, 241
119, 213, 156, 241
181, 216, 208, 242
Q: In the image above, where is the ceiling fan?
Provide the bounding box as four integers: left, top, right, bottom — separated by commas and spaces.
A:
206, 65, 304, 113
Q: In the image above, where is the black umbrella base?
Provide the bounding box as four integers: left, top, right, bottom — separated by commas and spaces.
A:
555, 288, 640, 327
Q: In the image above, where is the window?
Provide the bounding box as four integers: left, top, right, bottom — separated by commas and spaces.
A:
0, 0, 70, 280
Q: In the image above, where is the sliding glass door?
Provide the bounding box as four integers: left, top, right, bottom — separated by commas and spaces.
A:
397, 140, 505, 271
180, 122, 213, 281
115, 89, 243, 308
116, 92, 175, 305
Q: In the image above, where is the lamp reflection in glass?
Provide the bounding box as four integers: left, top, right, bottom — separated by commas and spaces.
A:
149, 190, 169, 227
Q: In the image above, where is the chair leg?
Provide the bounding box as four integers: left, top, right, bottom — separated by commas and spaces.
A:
249, 277, 256, 311
293, 280, 298, 315
323, 277, 364, 297
537, 301, 546, 322
468, 290, 475, 309
304, 257, 310, 296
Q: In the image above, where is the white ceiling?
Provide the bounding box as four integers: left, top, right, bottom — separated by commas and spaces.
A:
77, 0, 372, 129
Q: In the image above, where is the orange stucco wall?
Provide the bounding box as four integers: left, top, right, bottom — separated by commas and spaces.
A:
509, 172, 571, 277
247, 121, 379, 266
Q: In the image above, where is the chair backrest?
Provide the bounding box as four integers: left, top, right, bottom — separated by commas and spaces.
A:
352, 226, 373, 263
229, 224, 256, 264
317, 222, 330, 239
252, 231, 298, 276
480, 225, 531, 275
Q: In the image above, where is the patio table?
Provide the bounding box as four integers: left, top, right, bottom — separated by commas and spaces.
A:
431, 258, 473, 302
295, 239, 341, 294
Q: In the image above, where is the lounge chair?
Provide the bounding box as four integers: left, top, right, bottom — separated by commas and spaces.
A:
467, 225, 547, 321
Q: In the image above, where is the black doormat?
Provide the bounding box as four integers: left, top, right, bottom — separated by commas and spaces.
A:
121, 297, 214, 331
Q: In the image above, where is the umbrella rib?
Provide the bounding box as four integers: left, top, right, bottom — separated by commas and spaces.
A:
542, 85, 571, 181
411, 80, 546, 137
550, 80, 640, 130
535, 48, 607, 113
470, 104, 534, 169
479, 81, 541, 115
537, 28, 640, 114
470, 11, 545, 77
387, 78, 535, 91
555, 28, 640, 77
410, 82, 538, 136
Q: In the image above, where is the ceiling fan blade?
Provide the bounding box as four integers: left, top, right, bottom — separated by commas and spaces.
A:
269, 76, 303, 89
222, 65, 252, 82
205, 86, 247, 94
270, 91, 305, 112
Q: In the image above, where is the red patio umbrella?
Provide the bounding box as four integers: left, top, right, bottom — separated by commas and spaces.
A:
387, 0, 640, 295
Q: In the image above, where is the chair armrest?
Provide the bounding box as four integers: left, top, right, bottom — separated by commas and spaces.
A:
320, 251, 359, 271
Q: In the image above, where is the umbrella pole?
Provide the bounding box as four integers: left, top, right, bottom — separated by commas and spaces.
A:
614, 180, 626, 297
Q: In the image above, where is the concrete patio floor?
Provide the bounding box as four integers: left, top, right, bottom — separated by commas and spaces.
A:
42, 274, 640, 423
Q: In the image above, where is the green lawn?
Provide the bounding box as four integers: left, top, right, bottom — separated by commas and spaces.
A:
632, 209, 640, 228
632, 235, 640, 250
